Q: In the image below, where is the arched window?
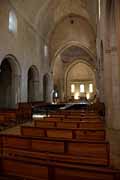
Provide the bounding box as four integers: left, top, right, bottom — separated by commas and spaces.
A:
71, 84, 75, 93
98, 0, 101, 20
89, 83, 93, 93
9, 11, 17, 33
44, 45, 48, 57
80, 84, 85, 93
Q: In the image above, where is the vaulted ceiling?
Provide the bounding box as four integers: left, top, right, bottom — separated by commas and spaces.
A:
10, 0, 98, 65
10, 0, 98, 37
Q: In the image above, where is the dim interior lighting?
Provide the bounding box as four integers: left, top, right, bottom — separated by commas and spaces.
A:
71, 84, 75, 93
74, 92, 79, 100
86, 93, 90, 100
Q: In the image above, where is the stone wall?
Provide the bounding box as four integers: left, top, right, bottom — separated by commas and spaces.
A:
0, 0, 50, 104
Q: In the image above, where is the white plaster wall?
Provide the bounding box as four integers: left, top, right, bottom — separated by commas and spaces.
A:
0, 0, 48, 103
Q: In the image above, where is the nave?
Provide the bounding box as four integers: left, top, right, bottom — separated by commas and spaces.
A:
0, 0, 120, 179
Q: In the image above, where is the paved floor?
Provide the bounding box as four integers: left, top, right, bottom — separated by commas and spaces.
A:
0, 121, 34, 135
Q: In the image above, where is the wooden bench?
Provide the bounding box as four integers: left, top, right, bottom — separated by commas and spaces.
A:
47, 114, 102, 121
2, 134, 109, 166
0, 111, 17, 128
16, 103, 32, 122
49, 110, 99, 117
34, 119, 104, 129
2, 153, 120, 180
38, 116, 102, 122
1, 134, 120, 180
21, 126, 106, 141
2, 159, 120, 180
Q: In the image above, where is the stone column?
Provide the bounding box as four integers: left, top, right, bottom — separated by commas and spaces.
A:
103, 48, 113, 127
20, 72, 28, 102
33, 80, 40, 101
105, 0, 120, 169
11, 73, 21, 108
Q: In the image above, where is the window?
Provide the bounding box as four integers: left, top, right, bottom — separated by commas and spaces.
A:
98, 0, 101, 20
86, 93, 90, 100
44, 45, 48, 57
9, 11, 17, 33
89, 83, 93, 93
80, 84, 85, 93
74, 92, 79, 100
71, 84, 75, 93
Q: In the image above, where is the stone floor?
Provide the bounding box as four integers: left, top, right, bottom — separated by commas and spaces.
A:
0, 121, 34, 135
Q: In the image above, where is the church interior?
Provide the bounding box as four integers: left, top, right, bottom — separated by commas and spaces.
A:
0, 0, 120, 179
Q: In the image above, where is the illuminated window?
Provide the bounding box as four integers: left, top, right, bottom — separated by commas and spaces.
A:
71, 84, 75, 93
44, 45, 48, 57
89, 83, 93, 93
86, 93, 90, 100
80, 84, 85, 93
98, 0, 101, 20
55, 92, 58, 98
9, 11, 17, 33
74, 92, 79, 100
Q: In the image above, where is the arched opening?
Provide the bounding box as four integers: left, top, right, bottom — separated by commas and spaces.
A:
0, 56, 21, 108
65, 62, 96, 102
28, 66, 39, 102
52, 44, 96, 103
43, 74, 50, 102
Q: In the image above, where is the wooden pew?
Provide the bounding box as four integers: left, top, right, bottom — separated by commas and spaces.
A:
49, 114, 100, 120
2, 134, 109, 166
37, 116, 102, 122
2, 158, 48, 180
1, 135, 120, 180
0, 111, 17, 128
0, 115, 6, 126
49, 114, 65, 118
49, 110, 99, 117
34, 119, 104, 129
21, 126, 106, 141
47, 114, 101, 121
16, 103, 32, 123
44, 117, 64, 121
2, 157, 120, 180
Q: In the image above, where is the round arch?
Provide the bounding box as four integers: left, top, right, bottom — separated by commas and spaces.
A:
43, 73, 51, 102
50, 41, 96, 72
0, 54, 21, 108
27, 65, 40, 102
64, 60, 96, 101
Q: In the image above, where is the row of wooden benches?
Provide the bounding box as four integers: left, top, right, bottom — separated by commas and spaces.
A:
0, 134, 119, 180
0, 103, 101, 130
0, 107, 120, 179
0, 106, 32, 129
